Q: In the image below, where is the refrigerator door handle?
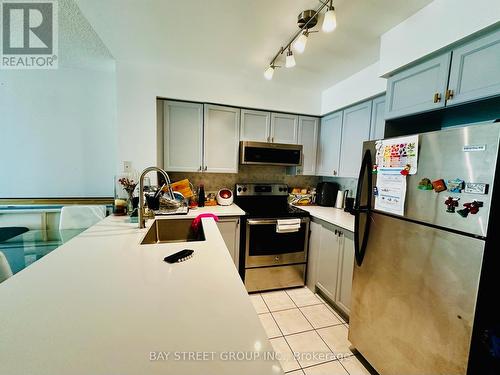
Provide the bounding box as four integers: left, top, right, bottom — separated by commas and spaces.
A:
353, 149, 373, 266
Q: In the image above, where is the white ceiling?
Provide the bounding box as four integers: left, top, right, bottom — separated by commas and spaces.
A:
76, 0, 432, 91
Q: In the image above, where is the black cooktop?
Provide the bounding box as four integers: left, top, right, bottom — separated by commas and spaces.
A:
237, 203, 310, 218
234, 183, 310, 219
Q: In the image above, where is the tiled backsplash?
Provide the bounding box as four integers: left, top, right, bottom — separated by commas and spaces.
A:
168, 165, 320, 193
321, 177, 358, 197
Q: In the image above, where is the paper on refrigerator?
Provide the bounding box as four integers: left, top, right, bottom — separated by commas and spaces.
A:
373, 135, 418, 216
374, 170, 407, 216
375, 135, 418, 174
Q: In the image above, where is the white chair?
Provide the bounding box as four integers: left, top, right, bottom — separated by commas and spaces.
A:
0, 251, 13, 283
59, 205, 106, 230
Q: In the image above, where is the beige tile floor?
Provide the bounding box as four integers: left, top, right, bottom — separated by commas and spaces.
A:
251, 287, 378, 375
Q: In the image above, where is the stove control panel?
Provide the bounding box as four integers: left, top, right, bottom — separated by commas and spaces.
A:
235, 183, 289, 196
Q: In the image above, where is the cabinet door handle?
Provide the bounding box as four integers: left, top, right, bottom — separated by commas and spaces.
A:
204, 166, 208, 171
433, 93, 442, 103
445, 89, 454, 100
333, 170, 337, 176
198, 166, 202, 171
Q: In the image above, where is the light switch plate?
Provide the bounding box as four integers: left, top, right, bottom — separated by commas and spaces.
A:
123, 161, 132, 172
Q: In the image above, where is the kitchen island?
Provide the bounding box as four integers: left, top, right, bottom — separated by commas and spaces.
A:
0, 208, 283, 375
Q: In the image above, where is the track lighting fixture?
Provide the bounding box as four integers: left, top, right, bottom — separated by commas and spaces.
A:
322, 0, 337, 32
264, 1, 337, 80
293, 30, 309, 54
285, 48, 296, 68
264, 65, 275, 80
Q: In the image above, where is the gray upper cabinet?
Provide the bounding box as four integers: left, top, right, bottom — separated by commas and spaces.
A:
447, 28, 500, 106
203, 104, 240, 173
339, 101, 372, 178
297, 116, 319, 175
240, 109, 270, 142
240, 110, 298, 144
164, 101, 203, 172
370, 95, 386, 140
316, 111, 342, 177
385, 53, 451, 120
271, 113, 298, 144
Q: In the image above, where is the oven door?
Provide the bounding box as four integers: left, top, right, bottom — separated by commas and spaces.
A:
245, 218, 309, 267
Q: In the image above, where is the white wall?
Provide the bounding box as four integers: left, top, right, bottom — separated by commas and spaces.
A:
115, 60, 321, 174
380, 0, 500, 76
321, 62, 386, 115
0, 0, 116, 198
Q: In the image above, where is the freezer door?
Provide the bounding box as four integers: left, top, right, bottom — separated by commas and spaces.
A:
365, 122, 500, 237
349, 212, 484, 375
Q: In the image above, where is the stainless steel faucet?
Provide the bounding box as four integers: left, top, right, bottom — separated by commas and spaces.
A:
138, 166, 174, 228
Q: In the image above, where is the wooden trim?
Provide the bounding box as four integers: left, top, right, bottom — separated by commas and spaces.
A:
0, 197, 114, 205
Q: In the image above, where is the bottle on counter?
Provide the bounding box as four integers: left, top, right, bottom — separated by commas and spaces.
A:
198, 184, 205, 207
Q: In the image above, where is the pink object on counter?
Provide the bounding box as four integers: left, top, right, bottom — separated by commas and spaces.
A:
191, 213, 219, 232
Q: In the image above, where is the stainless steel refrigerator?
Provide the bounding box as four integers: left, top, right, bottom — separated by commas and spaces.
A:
349, 122, 500, 375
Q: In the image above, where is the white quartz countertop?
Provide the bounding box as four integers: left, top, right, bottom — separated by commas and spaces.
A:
294, 205, 355, 232
0, 207, 282, 375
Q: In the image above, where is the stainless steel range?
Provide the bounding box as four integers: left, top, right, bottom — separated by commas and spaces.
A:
234, 183, 310, 292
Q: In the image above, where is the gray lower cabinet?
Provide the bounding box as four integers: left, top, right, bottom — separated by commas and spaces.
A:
339, 101, 372, 178
370, 95, 386, 140
216, 217, 240, 269
316, 111, 342, 177
316, 222, 341, 303
309, 218, 355, 316
306, 221, 321, 291
335, 230, 354, 315
447, 28, 500, 106
385, 53, 451, 120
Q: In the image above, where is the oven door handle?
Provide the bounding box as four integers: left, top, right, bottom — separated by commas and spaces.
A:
247, 218, 308, 225
247, 219, 278, 225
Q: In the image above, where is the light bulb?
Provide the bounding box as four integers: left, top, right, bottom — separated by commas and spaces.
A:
322, 8, 337, 32
293, 31, 308, 54
285, 49, 296, 68
264, 66, 275, 80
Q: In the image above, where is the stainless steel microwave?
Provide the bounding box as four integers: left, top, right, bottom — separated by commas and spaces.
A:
239, 141, 303, 166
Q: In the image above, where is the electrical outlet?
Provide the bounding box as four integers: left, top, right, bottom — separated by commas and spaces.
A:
123, 161, 132, 172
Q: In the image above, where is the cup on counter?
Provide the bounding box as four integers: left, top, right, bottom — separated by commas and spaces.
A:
113, 199, 127, 216
344, 197, 355, 213
145, 194, 160, 210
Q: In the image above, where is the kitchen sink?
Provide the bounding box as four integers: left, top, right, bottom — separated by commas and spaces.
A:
140, 219, 205, 244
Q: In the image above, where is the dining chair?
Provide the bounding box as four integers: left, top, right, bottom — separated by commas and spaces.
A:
59, 205, 107, 243
0, 251, 13, 283
59, 205, 107, 230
